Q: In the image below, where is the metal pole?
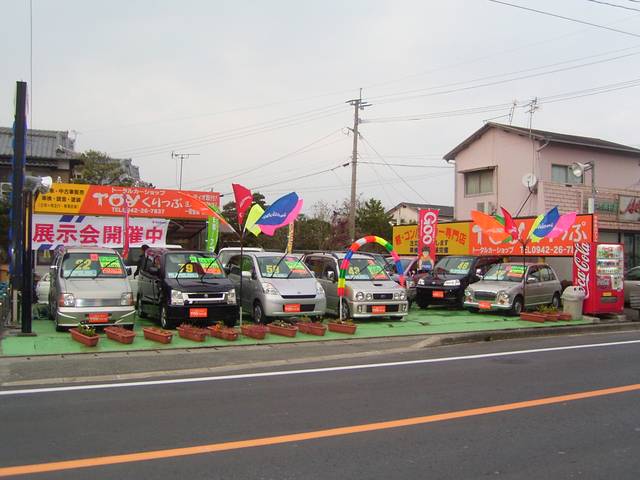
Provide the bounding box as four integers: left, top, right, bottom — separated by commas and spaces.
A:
348, 99, 360, 243
179, 155, 184, 190
590, 163, 596, 215
21, 191, 33, 334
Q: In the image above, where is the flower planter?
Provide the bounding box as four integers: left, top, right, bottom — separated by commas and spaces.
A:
268, 323, 298, 337
207, 326, 239, 341
519, 312, 547, 323
557, 313, 572, 321
143, 327, 173, 344
241, 324, 268, 340
104, 326, 136, 344
327, 321, 357, 334
70, 328, 100, 347
297, 322, 327, 336
177, 325, 208, 342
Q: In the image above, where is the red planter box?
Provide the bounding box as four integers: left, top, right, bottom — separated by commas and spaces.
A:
177, 325, 208, 342
70, 328, 100, 347
519, 312, 547, 323
241, 325, 268, 340
104, 326, 136, 344
557, 313, 572, 321
327, 322, 357, 334
268, 324, 298, 337
297, 322, 327, 336
207, 326, 239, 341
143, 327, 173, 344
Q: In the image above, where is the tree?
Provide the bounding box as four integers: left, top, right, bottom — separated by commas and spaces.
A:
73, 150, 136, 186
294, 215, 332, 251
356, 198, 393, 241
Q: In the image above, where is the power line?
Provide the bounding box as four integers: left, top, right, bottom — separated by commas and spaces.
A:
487, 0, 640, 38
586, 0, 640, 12
359, 161, 453, 168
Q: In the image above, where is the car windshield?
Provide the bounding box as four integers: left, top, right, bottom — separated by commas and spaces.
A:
257, 255, 312, 279
483, 264, 526, 282
344, 258, 390, 281
434, 256, 472, 275
164, 253, 225, 279
62, 252, 126, 278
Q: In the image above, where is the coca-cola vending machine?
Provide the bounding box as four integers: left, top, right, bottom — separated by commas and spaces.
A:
573, 242, 624, 314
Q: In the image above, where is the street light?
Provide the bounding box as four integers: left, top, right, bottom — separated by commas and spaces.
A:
571, 161, 596, 214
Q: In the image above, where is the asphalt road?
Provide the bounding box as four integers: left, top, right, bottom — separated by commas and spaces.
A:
1, 332, 640, 479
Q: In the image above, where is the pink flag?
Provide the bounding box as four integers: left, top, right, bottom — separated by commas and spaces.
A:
259, 199, 303, 236
546, 212, 577, 240
232, 183, 253, 227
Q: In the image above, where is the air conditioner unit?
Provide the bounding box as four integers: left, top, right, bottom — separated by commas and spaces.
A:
476, 202, 485, 213
487, 202, 497, 215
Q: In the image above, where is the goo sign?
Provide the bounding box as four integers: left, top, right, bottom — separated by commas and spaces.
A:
418, 209, 439, 258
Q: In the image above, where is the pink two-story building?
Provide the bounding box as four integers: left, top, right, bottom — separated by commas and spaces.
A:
444, 122, 640, 271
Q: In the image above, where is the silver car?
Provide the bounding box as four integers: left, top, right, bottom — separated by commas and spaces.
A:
463, 262, 562, 315
226, 252, 326, 323
303, 252, 409, 319
48, 247, 135, 331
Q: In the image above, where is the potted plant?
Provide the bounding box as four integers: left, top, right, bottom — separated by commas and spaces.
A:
268, 320, 298, 337
207, 321, 238, 341
70, 323, 100, 347
241, 323, 268, 340
327, 318, 357, 334
536, 305, 572, 322
176, 323, 209, 342
142, 326, 173, 344
296, 317, 327, 336
104, 326, 136, 344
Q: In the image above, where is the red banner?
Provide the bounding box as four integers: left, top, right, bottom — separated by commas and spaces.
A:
418, 209, 439, 263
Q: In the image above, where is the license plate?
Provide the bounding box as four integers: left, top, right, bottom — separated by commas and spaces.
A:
189, 308, 208, 318
284, 304, 301, 313
87, 313, 109, 323
479, 301, 492, 310
372, 305, 386, 314
432, 290, 445, 298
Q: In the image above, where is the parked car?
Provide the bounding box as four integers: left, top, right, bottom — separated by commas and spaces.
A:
303, 252, 409, 319
384, 255, 418, 305
415, 256, 502, 309
35, 272, 50, 305
48, 247, 135, 331
624, 266, 640, 306
136, 249, 238, 329
463, 262, 562, 315
218, 246, 264, 268
226, 252, 326, 323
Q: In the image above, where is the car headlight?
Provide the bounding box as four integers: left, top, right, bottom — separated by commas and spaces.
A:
316, 282, 325, 295
406, 280, 415, 288
170, 289, 184, 306
365, 292, 373, 301
226, 289, 237, 305
496, 290, 510, 304
355, 291, 364, 301
464, 288, 473, 299
395, 290, 406, 300
261, 282, 279, 295
120, 292, 133, 306
444, 279, 461, 286
418, 278, 425, 286
59, 293, 75, 307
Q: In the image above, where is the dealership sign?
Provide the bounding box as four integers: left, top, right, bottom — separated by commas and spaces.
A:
417, 209, 439, 258
32, 214, 169, 250
34, 183, 220, 220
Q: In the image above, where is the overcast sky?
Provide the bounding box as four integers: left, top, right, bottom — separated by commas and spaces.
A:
3, 0, 640, 211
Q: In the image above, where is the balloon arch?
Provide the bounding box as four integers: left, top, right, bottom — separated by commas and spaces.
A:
337, 235, 405, 298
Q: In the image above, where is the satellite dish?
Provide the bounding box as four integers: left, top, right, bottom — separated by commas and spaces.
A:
521, 173, 538, 189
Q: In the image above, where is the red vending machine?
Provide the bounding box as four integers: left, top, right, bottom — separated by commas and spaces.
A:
573, 242, 624, 314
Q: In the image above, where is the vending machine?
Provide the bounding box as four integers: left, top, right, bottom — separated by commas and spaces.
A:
573, 242, 624, 315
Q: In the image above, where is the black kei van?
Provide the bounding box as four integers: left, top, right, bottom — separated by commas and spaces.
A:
136, 248, 239, 329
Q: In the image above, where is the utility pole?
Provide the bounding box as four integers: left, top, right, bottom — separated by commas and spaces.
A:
346, 90, 371, 242
171, 151, 199, 190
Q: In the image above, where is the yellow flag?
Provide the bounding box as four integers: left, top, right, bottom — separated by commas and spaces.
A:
244, 204, 265, 237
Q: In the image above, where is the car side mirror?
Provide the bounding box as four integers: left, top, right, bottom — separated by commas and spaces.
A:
241, 270, 252, 279
126, 267, 133, 276
148, 266, 159, 276
327, 271, 336, 282
527, 276, 537, 284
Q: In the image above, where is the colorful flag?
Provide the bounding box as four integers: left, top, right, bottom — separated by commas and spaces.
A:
232, 183, 253, 227
258, 199, 303, 236
244, 204, 265, 237
255, 192, 303, 236
501, 207, 519, 241
287, 222, 295, 253
546, 212, 577, 240
471, 210, 510, 243
206, 204, 221, 252
529, 207, 560, 243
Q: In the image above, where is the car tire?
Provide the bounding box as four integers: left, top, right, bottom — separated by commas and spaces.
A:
136, 295, 147, 318
253, 301, 265, 324
391, 315, 404, 320
159, 305, 175, 329
54, 317, 66, 332
416, 297, 430, 309
468, 307, 480, 314
511, 295, 524, 316
551, 292, 561, 309
340, 301, 351, 320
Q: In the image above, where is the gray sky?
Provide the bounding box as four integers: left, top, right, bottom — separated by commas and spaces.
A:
3, 0, 640, 211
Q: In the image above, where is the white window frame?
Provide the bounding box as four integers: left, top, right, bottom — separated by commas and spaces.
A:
464, 168, 494, 196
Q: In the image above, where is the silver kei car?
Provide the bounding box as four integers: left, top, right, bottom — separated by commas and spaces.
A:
303, 252, 409, 320
226, 252, 326, 323
463, 262, 562, 315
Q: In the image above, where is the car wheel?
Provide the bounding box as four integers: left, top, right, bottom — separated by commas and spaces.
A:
253, 301, 265, 324
511, 296, 524, 316
340, 301, 351, 320
136, 295, 147, 318
416, 297, 430, 309
391, 315, 404, 320
468, 308, 480, 314
551, 292, 561, 309
54, 316, 66, 332
160, 305, 175, 329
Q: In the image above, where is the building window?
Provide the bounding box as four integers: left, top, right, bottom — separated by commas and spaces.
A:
464, 169, 493, 195
551, 164, 583, 185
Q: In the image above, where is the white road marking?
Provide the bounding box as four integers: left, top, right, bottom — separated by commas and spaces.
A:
2, 338, 639, 396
